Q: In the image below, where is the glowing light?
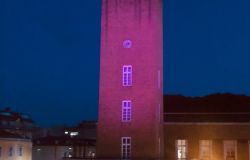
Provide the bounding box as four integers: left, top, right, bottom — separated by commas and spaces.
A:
70, 132, 79, 136
64, 131, 69, 134
91, 152, 96, 158
178, 150, 182, 158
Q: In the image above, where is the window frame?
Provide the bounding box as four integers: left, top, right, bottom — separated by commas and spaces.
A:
176, 139, 188, 160
18, 146, 23, 156
224, 140, 237, 160
122, 100, 132, 122
199, 140, 212, 160
9, 147, 13, 157
121, 137, 131, 159
122, 65, 132, 86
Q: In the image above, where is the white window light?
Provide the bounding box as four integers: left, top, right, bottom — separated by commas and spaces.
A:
70, 132, 79, 136
123, 65, 132, 86
121, 137, 131, 159
176, 140, 187, 160
122, 100, 132, 122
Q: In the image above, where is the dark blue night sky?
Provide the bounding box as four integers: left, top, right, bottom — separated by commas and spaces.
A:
1, 0, 250, 126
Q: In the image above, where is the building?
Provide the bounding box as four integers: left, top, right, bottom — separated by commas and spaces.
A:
164, 94, 250, 160
32, 135, 95, 160
0, 130, 32, 160
32, 121, 97, 160
98, 90, 250, 160
97, 0, 164, 159
96, 1, 250, 160
0, 107, 35, 138
33, 121, 96, 140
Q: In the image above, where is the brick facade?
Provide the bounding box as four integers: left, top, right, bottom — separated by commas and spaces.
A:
97, 0, 164, 158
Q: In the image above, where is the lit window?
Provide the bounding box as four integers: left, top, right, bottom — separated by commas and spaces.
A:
68, 152, 73, 158
122, 100, 132, 122
121, 137, 131, 159
70, 132, 79, 137
18, 147, 23, 156
199, 140, 212, 160
9, 147, 13, 157
224, 140, 237, 160
123, 65, 132, 86
176, 140, 187, 160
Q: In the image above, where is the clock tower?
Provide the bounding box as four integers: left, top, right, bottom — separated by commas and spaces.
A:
97, 0, 164, 159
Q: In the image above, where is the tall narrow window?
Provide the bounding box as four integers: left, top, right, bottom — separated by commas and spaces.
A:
121, 137, 131, 159
199, 140, 212, 160
122, 100, 132, 122
224, 140, 237, 160
123, 65, 132, 86
157, 70, 161, 89
9, 147, 13, 157
18, 147, 23, 156
176, 140, 187, 160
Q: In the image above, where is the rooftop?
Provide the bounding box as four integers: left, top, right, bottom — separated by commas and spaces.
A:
0, 107, 33, 123
0, 130, 29, 139
164, 93, 250, 123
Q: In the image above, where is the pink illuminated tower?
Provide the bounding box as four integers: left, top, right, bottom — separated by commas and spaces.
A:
97, 0, 163, 159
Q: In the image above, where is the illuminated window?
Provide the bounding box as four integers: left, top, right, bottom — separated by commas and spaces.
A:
9, 147, 13, 157
121, 137, 131, 159
122, 100, 132, 122
176, 140, 187, 160
18, 147, 23, 156
123, 65, 132, 86
224, 140, 237, 160
199, 140, 212, 160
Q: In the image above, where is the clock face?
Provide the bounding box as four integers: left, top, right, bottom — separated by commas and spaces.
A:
123, 40, 132, 48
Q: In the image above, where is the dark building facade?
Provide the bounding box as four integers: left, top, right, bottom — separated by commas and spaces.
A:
32, 121, 97, 160
0, 107, 35, 138
32, 135, 95, 160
